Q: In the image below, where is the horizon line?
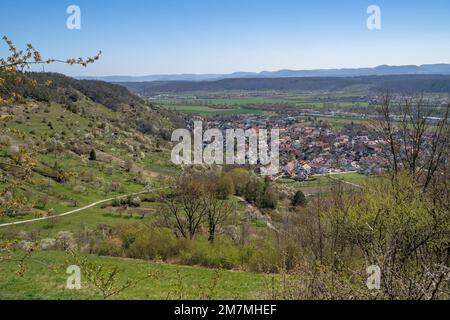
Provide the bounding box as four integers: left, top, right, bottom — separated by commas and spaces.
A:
74, 62, 450, 79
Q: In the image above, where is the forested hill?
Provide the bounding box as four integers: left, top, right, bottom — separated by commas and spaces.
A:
28, 72, 144, 111
118, 75, 450, 95
0, 71, 181, 137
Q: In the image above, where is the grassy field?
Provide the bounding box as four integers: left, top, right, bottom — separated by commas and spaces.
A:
0, 189, 250, 240
160, 105, 264, 116
0, 250, 269, 300
0, 152, 150, 227
298, 115, 371, 128
154, 91, 372, 117
0, 100, 178, 229
279, 172, 371, 193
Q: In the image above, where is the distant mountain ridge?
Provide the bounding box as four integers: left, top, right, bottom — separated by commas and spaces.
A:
119, 75, 450, 95
77, 64, 450, 82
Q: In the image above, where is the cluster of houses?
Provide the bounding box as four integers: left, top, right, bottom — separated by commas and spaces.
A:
195, 114, 389, 180
277, 124, 388, 179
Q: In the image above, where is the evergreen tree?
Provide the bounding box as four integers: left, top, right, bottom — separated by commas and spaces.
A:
292, 190, 307, 207
89, 149, 97, 161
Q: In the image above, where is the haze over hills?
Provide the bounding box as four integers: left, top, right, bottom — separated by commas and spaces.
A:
118, 74, 450, 96
77, 64, 450, 83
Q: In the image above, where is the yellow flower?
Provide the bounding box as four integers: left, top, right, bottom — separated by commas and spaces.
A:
33, 51, 42, 62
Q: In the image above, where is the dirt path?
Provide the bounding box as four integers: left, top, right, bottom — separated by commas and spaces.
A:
234, 196, 279, 233
0, 188, 165, 228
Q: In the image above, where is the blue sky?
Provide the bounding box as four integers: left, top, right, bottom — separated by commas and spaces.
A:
1, 0, 450, 76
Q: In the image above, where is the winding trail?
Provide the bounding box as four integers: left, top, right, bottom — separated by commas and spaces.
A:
234, 196, 279, 233
0, 188, 164, 228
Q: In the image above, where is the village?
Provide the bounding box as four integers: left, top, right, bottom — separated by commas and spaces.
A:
191, 114, 389, 180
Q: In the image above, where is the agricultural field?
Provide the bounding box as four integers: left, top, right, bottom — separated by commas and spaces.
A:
159, 104, 264, 116
153, 91, 373, 119
298, 115, 372, 128
278, 172, 373, 195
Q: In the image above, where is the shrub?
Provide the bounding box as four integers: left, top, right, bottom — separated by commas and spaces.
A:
217, 174, 235, 199
179, 237, 242, 269
89, 149, 96, 161
35, 195, 49, 209
105, 181, 124, 194
247, 240, 278, 273
292, 190, 307, 207
111, 198, 124, 207
129, 196, 141, 207
0, 135, 11, 146
113, 223, 181, 261
128, 228, 180, 260
96, 237, 123, 257
56, 231, 77, 250
227, 168, 250, 196
73, 185, 86, 194
261, 186, 279, 209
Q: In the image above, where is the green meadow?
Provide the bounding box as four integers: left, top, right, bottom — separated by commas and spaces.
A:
160, 105, 264, 116
0, 250, 268, 300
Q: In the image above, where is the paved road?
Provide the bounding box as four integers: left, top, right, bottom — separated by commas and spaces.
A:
0, 188, 164, 228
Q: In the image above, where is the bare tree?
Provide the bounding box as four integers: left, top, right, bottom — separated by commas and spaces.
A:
203, 187, 232, 243
164, 174, 208, 240
375, 94, 450, 192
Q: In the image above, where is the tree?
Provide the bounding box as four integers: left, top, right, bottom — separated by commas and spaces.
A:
0, 36, 100, 106
244, 176, 265, 206
261, 185, 279, 209
203, 177, 233, 242
292, 190, 307, 207
0, 36, 101, 72
217, 173, 235, 199
89, 149, 97, 161
227, 168, 250, 196
375, 94, 449, 192
324, 174, 450, 299
124, 158, 134, 172
164, 174, 208, 240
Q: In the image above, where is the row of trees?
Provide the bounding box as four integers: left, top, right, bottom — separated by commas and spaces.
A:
163, 172, 233, 242
162, 168, 283, 242
222, 168, 281, 209
376, 95, 449, 192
